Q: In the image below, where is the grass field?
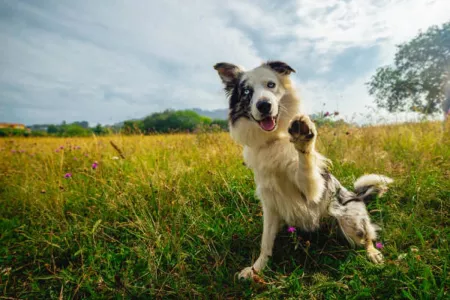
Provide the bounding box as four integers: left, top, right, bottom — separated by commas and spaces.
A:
1, 121, 449, 299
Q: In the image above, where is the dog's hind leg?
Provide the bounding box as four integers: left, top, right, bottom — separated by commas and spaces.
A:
329, 173, 393, 264
333, 202, 384, 264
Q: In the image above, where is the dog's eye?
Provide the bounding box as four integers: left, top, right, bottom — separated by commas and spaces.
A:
267, 81, 276, 88
243, 89, 250, 95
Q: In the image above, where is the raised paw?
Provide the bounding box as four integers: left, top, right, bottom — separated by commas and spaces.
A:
288, 115, 317, 152
367, 248, 384, 264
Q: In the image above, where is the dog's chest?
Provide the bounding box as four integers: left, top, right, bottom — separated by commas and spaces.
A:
243, 145, 327, 231
257, 172, 325, 231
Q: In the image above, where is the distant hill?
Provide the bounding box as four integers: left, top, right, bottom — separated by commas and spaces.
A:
111, 108, 228, 129
192, 108, 228, 120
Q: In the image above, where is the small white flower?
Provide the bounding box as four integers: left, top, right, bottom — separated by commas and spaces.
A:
398, 253, 407, 260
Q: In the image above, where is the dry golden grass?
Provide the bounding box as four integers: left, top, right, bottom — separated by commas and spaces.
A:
1, 121, 449, 298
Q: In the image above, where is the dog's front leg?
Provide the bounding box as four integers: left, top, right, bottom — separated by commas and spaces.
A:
288, 114, 325, 204
238, 205, 280, 280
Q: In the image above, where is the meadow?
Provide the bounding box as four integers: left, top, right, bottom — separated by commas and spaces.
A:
1, 121, 449, 299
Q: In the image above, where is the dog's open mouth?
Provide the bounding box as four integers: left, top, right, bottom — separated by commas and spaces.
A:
258, 115, 277, 131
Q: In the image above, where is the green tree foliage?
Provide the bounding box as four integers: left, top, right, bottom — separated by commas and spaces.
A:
72, 121, 89, 129
63, 124, 91, 137
2, 110, 227, 138
0, 128, 29, 137
210, 119, 229, 131
141, 109, 212, 133
93, 123, 110, 135
122, 120, 144, 134
47, 125, 58, 134
367, 21, 450, 114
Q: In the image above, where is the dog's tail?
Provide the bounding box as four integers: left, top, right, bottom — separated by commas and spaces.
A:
353, 174, 394, 203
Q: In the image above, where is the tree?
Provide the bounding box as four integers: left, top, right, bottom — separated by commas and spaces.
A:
73, 121, 89, 129
122, 120, 144, 134
366, 21, 450, 115
47, 125, 58, 134
64, 124, 90, 137
142, 109, 212, 133
210, 119, 229, 130
93, 123, 107, 135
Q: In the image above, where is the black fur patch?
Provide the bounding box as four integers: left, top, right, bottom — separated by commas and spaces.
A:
264, 60, 296, 75
228, 78, 253, 124
341, 197, 365, 206
355, 186, 380, 203
335, 185, 365, 206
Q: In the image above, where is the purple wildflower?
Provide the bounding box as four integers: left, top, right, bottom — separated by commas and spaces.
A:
92, 161, 98, 170
19, 149, 25, 153
376, 242, 383, 249
11, 150, 16, 153
64, 173, 72, 179
73, 157, 78, 161
59, 146, 64, 150
287, 226, 296, 233
324, 112, 330, 117
74, 146, 81, 150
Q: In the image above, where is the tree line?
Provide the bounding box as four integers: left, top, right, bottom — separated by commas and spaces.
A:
0, 109, 229, 137
121, 109, 228, 134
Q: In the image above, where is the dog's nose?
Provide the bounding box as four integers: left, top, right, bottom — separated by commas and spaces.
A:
256, 100, 272, 114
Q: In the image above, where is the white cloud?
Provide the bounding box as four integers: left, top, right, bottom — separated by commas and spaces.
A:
0, 0, 262, 124
0, 0, 449, 125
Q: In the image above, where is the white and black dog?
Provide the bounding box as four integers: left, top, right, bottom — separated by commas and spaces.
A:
213, 60, 394, 280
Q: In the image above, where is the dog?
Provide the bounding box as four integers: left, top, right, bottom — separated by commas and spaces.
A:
213, 60, 394, 280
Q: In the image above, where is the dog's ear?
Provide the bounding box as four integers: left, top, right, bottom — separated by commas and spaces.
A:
264, 60, 295, 76
213, 62, 243, 85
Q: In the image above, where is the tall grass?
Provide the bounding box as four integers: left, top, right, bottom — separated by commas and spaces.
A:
1, 122, 449, 299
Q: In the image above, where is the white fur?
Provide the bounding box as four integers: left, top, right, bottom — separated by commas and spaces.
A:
243, 66, 283, 122
354, 174, 394, 190
214, 62, 393, 280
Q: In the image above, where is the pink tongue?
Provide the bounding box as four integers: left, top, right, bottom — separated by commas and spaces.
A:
260, 117, 275, 131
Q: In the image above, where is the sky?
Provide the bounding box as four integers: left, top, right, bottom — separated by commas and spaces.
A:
1, 0, 449, 126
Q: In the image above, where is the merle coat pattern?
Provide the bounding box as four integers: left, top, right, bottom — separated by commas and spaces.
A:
213, 61, 393, 280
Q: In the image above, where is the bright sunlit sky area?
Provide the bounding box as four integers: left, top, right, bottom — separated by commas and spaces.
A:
1, 0, 450, 125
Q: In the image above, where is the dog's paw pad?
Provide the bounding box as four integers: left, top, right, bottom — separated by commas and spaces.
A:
288, 115, 316, 142
367, 249, 384, 264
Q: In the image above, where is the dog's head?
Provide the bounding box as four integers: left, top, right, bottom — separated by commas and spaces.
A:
214, 61, 300, 146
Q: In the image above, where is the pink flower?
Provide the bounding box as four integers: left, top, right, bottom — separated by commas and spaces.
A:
324, 112, 330, 117
92, 161, 98, 169
64, 173, 72, 179
376, 242, 383, 249
287, 226, 296, 233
